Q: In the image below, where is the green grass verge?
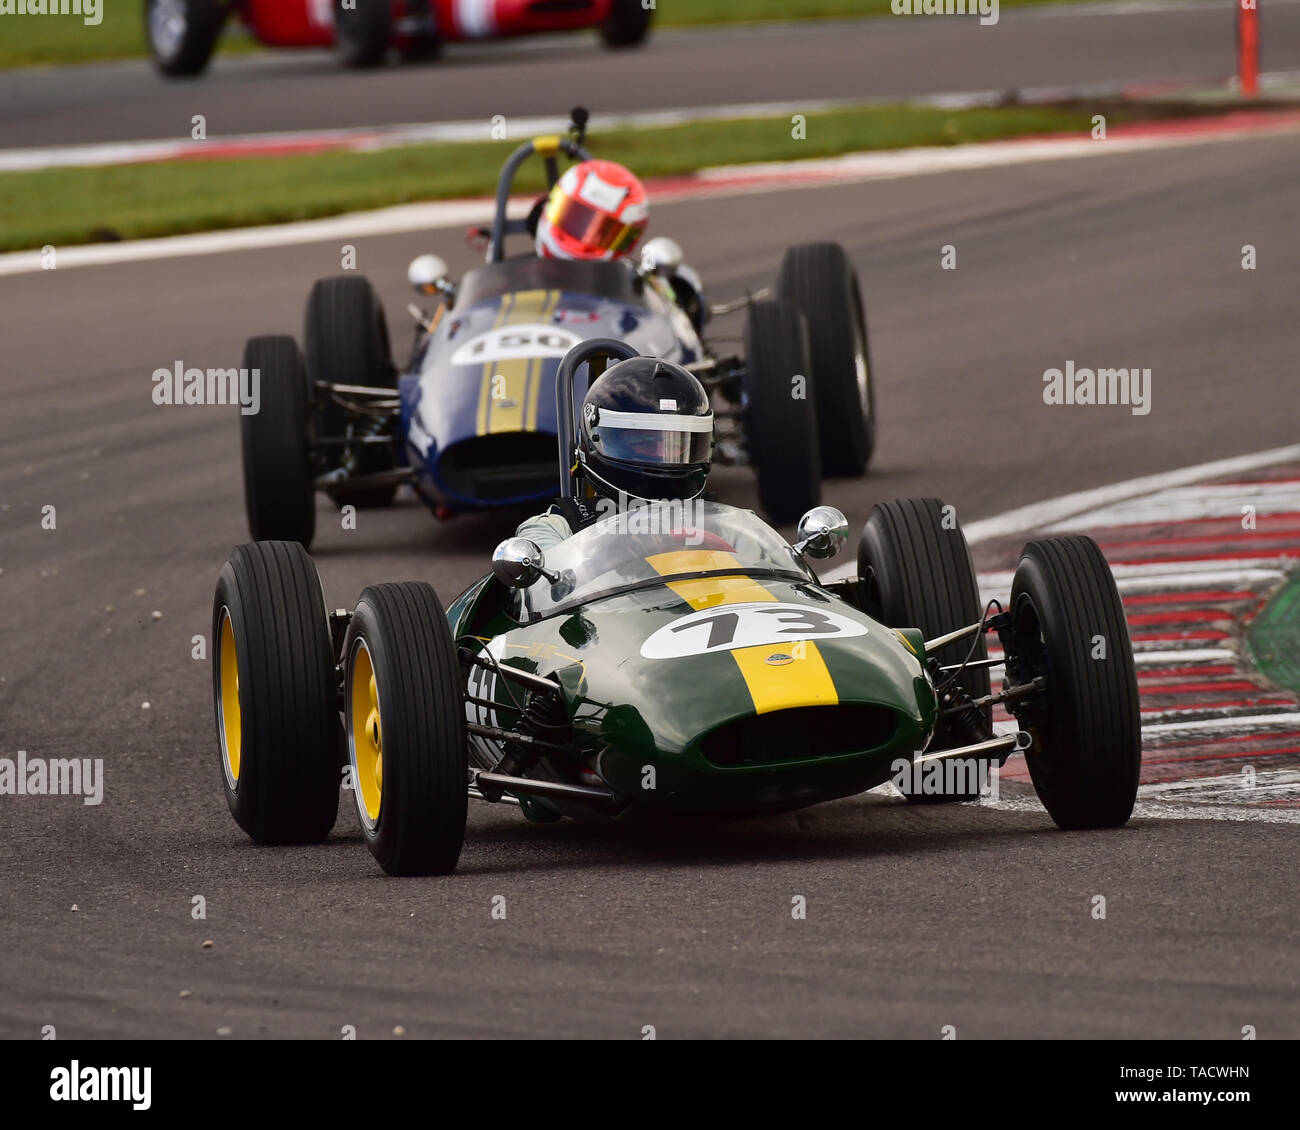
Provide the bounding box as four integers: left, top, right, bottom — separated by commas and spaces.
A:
1, 4, 135, 68
0, 1, 258, 68
1248, 572, 1300, 695
1, 0, 1101, 69
0, 103, 1147, 253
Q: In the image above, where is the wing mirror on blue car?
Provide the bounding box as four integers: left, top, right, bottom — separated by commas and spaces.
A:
408, 254, 453, 297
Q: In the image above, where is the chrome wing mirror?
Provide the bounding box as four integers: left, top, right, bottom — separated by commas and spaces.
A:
408, 254, 454, 298
492, 538, 555, 588
792, 506, 849, 561
640, 236, 684, 276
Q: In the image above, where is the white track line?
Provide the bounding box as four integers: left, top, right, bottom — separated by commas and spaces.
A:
1129, 649, 1237, 667
1045, 481, 1300, 530
989, 794, 1300, 824
839, 559, 1290, 589
5, 116, 1300, 276
1107, 559, 1294, 577
1141, 712, 1300, 737
975, 568, 1288, 598
960, 444, 1300, 546
1110, 569, 1287, 593
0, 197, 534, 276
832, 452, 1300, 819
0, 100, 863, 174
823, 449, 1300, 586
693, 122, 1297, 188
1140, 705, 1298, 723
1130, 639, 1232, 654
1137, 769, 1300, 798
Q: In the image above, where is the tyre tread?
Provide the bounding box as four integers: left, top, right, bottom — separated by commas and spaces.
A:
776, 241, 875, 476
241, 334, 316, 547
1014, 535, 1140, 829
213, 541, 338, 844
347, 582, 466, 875
742, 298, 821, 525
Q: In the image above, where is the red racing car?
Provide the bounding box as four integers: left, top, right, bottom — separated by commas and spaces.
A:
146, 0, 652, 77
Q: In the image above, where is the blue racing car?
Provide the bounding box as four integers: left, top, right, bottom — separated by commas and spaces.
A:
238, 109, 877, 547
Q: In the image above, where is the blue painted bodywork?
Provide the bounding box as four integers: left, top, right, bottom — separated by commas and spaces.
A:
398, 257, 703, 512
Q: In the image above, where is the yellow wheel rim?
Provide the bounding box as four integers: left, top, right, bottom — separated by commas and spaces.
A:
349, 641, 383, 828
217, 608, 242, 788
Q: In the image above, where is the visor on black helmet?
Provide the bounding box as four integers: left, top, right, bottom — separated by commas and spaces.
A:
587, 408, 713, 467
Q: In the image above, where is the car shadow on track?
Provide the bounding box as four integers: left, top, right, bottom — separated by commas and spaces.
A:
190, 790, 1159, 882
402, 796, 1076, 877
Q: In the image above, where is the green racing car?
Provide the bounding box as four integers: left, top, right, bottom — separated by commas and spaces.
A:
211, 341, 1141, 876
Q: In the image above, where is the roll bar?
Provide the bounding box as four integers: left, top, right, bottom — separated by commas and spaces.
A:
487, 134, 592, 263
554, 339, 640, 499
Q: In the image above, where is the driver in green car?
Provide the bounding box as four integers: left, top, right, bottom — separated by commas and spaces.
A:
516, 355, 715, 551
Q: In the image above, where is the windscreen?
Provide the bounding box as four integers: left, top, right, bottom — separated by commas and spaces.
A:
522, 500, 810, 620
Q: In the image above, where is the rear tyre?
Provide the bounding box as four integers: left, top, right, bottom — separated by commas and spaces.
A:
399, 33, 442, 63
858, 497, 990, 802
742, 298, 820, 526
397, 0, 442, 63
333, 0, 392, 67
776, 241, 875, 478
212, 541, 341, 844
343, 583, 468, 876
600, 0, 652, 47
241, 335, 316, 548
145, 0, 227, 77
1010, 536, 1140, 829
303, 275, 399, 509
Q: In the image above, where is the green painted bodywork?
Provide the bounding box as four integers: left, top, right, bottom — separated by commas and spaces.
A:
447, 567, 939, 820
1247, 571, 1300, 695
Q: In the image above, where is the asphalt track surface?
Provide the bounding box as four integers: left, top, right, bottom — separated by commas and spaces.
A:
6, 2, 1300, 149
2, 129, 1299, 1038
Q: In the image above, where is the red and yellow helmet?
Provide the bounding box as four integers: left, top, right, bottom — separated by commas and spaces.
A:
535, 160, 649, 261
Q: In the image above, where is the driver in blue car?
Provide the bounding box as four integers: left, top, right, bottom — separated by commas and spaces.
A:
532, 158, 707, 333
516, 355, 715, 551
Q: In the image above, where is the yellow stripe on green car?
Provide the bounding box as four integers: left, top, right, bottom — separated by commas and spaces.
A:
647, 549, 840, 714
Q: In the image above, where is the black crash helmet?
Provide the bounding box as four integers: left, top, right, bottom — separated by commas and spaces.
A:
576, 357, 713, 503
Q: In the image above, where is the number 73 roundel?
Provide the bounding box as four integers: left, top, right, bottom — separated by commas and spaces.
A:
639, 602, 868, 660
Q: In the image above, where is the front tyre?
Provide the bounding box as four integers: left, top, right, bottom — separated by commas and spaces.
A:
343, 583, 467, 876
399, 33, 442, 63
858, 497, 990, 803
303, 275, 399, 509
145, 0, 227, 77
212, 541, 341, 844
398, 0, 442, 62
742, 298, 820, 526
600, 0, 652, 47
1010, 536, 1140, 829
241, 335, 317, 547
333, 0, 392, 67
